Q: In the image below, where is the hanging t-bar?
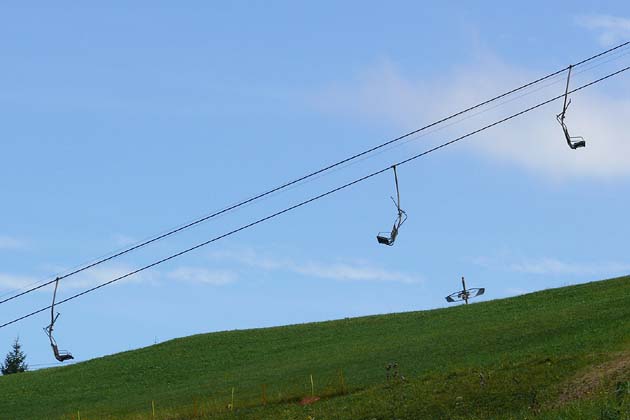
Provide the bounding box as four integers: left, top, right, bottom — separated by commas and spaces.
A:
445, 276, 485, 304
43, 277, 74, 362
556, 65, 586, 150
377, 165, 407, 246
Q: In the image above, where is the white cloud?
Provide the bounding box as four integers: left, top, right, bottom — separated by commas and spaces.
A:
293, 262, 417, 283
504, 287, 530, 296
0, 235, 25, 250
166, 267, 236, 286
0, 273, 39, 290
111, 234, 138, 247
0, 262, 239, 295
313, 52, 630, 180
471, 255, 630, 276
210, 249, 420, 284
0, 264, 158, 293
576, 15, 630, 46
61, 265, 158, 289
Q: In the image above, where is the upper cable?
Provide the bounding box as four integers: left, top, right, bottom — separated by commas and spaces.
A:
1, 63, 628, 330
1, 40, 628, 306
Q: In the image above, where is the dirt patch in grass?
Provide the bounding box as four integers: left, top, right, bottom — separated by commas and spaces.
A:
556, 349, 630, 405
299, 396, 321, 405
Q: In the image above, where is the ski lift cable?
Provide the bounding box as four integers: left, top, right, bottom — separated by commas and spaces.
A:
0, 42, 626, 306
384, 44, 630, 154
278, 45, 630, 198
245, 43, 630, 200
2, 42, 628, 308
0, 64, 627, 330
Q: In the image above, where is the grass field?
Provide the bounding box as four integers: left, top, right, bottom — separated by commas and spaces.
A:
1, 276, 629, 419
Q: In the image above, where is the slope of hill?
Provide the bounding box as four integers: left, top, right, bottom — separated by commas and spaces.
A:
1, 276, 629, 419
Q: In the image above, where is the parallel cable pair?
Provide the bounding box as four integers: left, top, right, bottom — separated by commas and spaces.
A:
1, 40, 628, 307
1, 63, 628, 330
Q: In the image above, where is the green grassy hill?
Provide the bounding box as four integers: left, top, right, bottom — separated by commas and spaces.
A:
1, 276, 629, 420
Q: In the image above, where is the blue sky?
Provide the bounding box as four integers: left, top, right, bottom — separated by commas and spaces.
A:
1, 2, 629, 367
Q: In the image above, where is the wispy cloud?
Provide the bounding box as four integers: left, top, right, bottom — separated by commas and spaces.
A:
166, 267, 236, 286
0, 262, 236, 294
0, 264, 159, 293
62, 265, 159, 289
210, 249, 421, 284
471, 255, 630, 276
0, 235, 26, 250
0, 273, 40, 291
576, 14, 630, 46
313, 51, 630, 180
111, 233, 138, 247
504, 287, 530, 296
